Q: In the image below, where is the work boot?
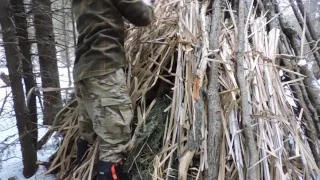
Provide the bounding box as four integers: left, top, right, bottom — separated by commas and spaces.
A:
96, 160, 131, 180
76, 138, 89, 164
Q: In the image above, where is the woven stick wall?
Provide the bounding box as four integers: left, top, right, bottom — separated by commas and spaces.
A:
43, 0, 320, 179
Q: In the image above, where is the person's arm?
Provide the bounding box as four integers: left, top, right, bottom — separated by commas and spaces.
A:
112, 0, 155, 26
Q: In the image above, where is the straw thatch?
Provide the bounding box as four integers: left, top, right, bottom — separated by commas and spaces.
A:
40, 0, 320, 179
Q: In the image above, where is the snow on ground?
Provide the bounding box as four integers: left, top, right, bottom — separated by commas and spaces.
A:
0, 66, 73, 180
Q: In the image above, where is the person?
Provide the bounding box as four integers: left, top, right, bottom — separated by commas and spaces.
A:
71, 0, 155, 179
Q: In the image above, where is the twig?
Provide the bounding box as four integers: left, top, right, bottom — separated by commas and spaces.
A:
0, 90, 11, 116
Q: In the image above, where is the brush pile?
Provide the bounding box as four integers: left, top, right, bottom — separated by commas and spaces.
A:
41, 0, 320, 179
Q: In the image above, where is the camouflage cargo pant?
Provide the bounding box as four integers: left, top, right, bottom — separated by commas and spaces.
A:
74, 68, 133, 162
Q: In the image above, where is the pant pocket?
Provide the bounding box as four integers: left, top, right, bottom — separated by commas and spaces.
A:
118, 104, 133, 134
99, 98, 132, 135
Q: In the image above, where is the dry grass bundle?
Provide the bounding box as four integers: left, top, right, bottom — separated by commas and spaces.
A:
41, 0, 320, 179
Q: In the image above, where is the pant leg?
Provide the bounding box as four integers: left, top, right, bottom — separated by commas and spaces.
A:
82, 68, 133, 162
74, 81, 96, 143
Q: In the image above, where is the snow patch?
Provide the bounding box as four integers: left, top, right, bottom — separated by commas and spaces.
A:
0, 65, 72, 179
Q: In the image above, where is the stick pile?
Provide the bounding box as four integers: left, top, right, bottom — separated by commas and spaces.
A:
43, 0, 320, 179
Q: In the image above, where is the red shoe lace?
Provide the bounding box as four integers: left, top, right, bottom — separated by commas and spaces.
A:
111, 161, 124, 180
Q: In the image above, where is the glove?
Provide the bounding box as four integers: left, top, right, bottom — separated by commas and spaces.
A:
142, 0, 154, 6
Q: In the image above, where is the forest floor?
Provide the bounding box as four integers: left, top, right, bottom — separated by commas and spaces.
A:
0, 66, 72, 180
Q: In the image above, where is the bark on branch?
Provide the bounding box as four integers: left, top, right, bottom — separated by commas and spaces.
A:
206, 0, 223, 179
236, 0, 259, 179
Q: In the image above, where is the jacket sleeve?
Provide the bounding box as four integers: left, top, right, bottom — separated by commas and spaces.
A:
112, 0, 155, 26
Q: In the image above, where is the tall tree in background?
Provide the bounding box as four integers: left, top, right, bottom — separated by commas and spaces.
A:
0, 0, 38, 177
10, 0, 38, 149
32, 0, 62, 125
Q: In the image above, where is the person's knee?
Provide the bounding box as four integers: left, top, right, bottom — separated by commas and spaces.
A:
97, 133, 131, 161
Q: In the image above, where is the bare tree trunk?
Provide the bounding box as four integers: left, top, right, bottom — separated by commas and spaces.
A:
32, 0, 62, 125
295, 0, 320, 54
291, 0, 320, 118
309, 0, 318, 16
274, 1, 320, 167
206, 0, 223, 179
71, 4, 77, 53
0, 0, 38, 177
310, 0, 320, 32
289, 0, 320, 69
283, 27, 320, 131
62, 0, 72, 87
282, 25, 320, 167
236, 0, 259, 179
10, 0, 38, 149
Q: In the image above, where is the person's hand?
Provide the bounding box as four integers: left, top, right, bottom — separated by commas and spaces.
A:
142, 0, 153, 6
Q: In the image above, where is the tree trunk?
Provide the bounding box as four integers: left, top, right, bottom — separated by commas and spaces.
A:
62, 0, 72, 87
10, 0, 38, 149
309, 0, 318, 17
0, 0, 38, 177
274, 1, 320, 167
282, 24, 320, 168
206, 0, 223, 179
289, 0, 320, 70
32, 0, 62, 125
291, 0, 320, 118
295, 0, 320, 54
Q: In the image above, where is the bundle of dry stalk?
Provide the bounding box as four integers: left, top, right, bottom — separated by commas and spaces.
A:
41, 0, 320, 179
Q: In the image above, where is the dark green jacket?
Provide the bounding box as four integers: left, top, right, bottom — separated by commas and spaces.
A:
72, 0, 154, 82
